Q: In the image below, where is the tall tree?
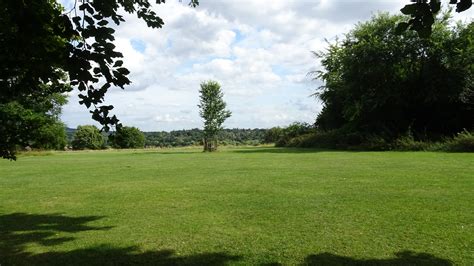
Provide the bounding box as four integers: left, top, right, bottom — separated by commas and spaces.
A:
0, 0, 199, 159
198, 81, 232, 152
313, 13, 473, 141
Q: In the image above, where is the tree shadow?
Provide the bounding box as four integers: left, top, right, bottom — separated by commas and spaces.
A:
0, 212, 240, 265
19, 245, 241, 265
130, 150, 202, 155
301, 251, 453, 265
0, 212, 112, 258
230, 147, 334, 154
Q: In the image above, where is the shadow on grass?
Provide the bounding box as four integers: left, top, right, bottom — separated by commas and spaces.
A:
14, 245, 241, 265
230, 147, 333, 154
299, 251, 452, 265
0, 212, 240, 265
130, 150, 203, 155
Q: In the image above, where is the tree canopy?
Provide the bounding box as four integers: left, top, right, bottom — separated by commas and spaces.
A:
0, 0, 198, 159
313, 13, 473, 141
109, 126, 145, 149
71, 125, 105, 150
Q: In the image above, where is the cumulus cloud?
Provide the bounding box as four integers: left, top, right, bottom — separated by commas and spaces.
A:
61, 0, 474, 131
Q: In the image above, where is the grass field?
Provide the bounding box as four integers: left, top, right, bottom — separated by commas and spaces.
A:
0, 147, 472, 265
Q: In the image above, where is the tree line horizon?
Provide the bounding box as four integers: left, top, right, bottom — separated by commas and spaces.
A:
1, 1, 473, 159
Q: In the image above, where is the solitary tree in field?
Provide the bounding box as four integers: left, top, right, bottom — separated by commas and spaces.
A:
198, 81, 231, 152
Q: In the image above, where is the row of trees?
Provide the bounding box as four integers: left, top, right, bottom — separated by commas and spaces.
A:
144, 128, 267, 147
71, 126, 145, 150
2, 1, 471, 158
71, 80, 234, 151
272, 12, 472, 151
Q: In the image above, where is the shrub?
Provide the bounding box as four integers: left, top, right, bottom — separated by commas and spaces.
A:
284, 130, 390, 150
356, 135, 390, 151
441, 130, 474, 152
109, 126, 145, 149
391, 134, 432, 151
72, 125, 105, 150
31, 121, 67, 150
263, 127, 283, 143
275, 122, 314, 147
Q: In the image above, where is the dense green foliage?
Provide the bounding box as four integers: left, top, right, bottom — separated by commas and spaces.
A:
0, 91, 69, 158
0, 0, 198, 159
271, 122, 314, 147
109, 126, 145, 149
0, 148, 472, 264
279, 126, 474, 152
198, 81, 232, 151
312, 13, 473, 147
144, 128, 267, 147
66, 127, 268, 148
71, 125, 105, 150
30, 121, 68, 151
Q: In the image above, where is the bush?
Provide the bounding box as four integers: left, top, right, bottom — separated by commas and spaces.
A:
263, 127, 284, 143
284, 130, 390, 150
275, 122, 314, 147
284, 130, 474, 152
285, 131, 338, 149
31, 121, 67, 150
391, 134, 432, 151
72, 125, 105, 150
109, 126, 145, 149
441, 130, 474, 152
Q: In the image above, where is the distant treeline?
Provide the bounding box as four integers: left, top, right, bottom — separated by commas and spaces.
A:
66, 128, 269, 148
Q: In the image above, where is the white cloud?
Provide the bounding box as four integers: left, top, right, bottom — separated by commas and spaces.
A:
60, 0, 474, 131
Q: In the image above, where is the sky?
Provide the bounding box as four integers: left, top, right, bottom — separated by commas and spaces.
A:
59, 0, 474, 131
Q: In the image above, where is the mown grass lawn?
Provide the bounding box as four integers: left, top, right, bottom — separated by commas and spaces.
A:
0, 147, 472, 265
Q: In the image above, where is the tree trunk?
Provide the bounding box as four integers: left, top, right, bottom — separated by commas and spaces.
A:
203, 136, 217, 152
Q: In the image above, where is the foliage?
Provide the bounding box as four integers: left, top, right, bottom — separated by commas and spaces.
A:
0, 91, 69, 158
0, 0, 198, 159
263, 127, 284, 143
144, 128, 268, 147
1, 148, 473, 264
441, 130, 474, 152
283, 129, 474, 152
109, 126, 145, 149
391, 134, 433, 151
71, 125, 105, 150
66, 127, 269, 148
313, 13, 473, 144
274, 122, 314, 147
30, 121, 68, 151
198, 81, 232, 151
399, 0, 472, 37
280, 129, 389, 150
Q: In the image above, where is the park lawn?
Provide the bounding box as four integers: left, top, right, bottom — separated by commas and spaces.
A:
0, 147, 472, 265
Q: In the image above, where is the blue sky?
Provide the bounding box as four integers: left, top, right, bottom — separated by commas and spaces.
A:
60, 0, 474, 131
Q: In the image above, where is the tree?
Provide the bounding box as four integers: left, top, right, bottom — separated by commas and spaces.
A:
109, 126, 145, 149
198, 81, 232, 152
313, 13, 473, 141
0, 0, 198, 159
30, 121, 68, 151
399, 0, 472, 37
0, 89, 69, 158
72, 125, 105, 150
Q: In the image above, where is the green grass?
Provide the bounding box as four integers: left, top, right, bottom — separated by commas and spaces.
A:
0, 147, 472, 265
